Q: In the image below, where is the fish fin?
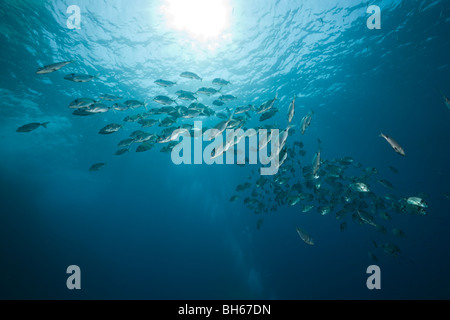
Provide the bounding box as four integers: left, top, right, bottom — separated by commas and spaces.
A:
228, 108, 236, 121
41, 122, 50, 128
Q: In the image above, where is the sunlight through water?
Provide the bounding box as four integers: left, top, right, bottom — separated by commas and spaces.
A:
161, 0, 232, 42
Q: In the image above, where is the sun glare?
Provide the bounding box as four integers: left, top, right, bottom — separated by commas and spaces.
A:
162, 0, 232, 42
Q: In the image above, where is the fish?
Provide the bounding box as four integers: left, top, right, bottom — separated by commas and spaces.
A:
229, 195, 239, 202
134, 132, 157, 143
379, 132, 405, 156
379, 211, 392, 220
381, 242, 401, 257
235, 105, 254, 114
154, 95, 177, 106
114, 148, 129, 156
154, 79, 176, 87
301, 205, 314, 213
136, 142, 154, 153
16, 122, 49, 132
123, 114, 143, 122
392, 228, 406, 238
340, 222, 347, 232
197, 87, 221, 96
205, 109, 235, 140
312, 148, 321, 176
118, 138, 135, 148
300, 111, 313, 135
287, 96, 295, 123
89, 163, 106, 172
213, 100, 225, 106
219, 94, 237, 102
160, 142, 178, 153
259, 108, 278, 122
212, 78, 231, 86
236, 182, 252, 192
296, 227, 314, 245
309, 139, 321, 176
72, 108, 97, 116
159, 117, 177, 127
64, 73, 99, 83
112, 103, 130, 112
178, 92, 197, 101
139, 119, 159, 128
124, 100, 145, 109
256, 219, 264, 230
378, 179, 394, 189
257, 93, 278, 114
439, 90, 450, 110
350, 182, 370, 193
87, 103, 110, 114
68, 98, 96, 109
175, 90, 195, 96
99, 94, 122, 101
406, 197, 428, 208
388, 166, 399, 174
99, 123, 122, 134
368, 251, 378, 262
444, 192, 450, 200
357, 210, 378, 227
180, 72, 202, 81
158, 128, 189, 143
36, 60, 73, 74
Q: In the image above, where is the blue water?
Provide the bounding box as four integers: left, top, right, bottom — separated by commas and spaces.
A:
1, 0, 450, 300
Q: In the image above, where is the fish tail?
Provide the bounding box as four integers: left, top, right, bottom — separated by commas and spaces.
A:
94, 73, 100, 78
275, 92, 278, 100
229, 107, 236, 121
41, 122, 50, 128
379, 132, 385, 138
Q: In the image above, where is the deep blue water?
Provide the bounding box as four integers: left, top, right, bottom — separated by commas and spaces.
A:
1, 0, 450, 300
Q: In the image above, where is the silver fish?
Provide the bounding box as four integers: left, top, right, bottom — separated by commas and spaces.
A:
154, 95, 177, 106
212, 78, 231, 86
296, 227, 314, 245
350, 182, 370, 193
287, 96, 295, 123
197, 87, 220, 96
178, 92, 197, 101
219, 94, 237, 102
300, 111, 313, 135
124, 100, 145, 109
99, 123, 122, 134
69, 98, 96, 109
235, 105, 254, 114
36, 60, 73, 74
16, 122, 49, 132
380, 132, 405, 156
257, 92, 278, 114
64, 73, 99, 82
180, 72, 202, 81
99, 94, 122, 101
406, 197, 428, 208
154, 79, 176, 87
